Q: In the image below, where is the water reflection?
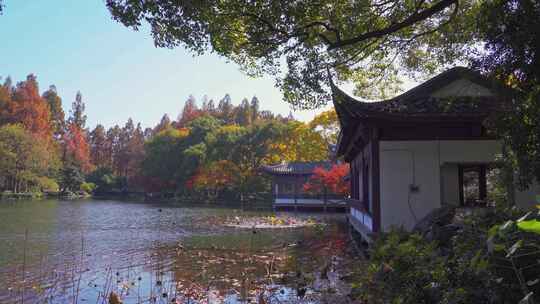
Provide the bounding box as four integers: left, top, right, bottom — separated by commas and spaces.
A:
0, 199, 348, 303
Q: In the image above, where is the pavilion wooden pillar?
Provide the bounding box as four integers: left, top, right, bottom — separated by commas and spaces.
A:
458, 165, 464, 206
479, 165, 487, 202
294, 176, 298, 212
323, 187, 328, 213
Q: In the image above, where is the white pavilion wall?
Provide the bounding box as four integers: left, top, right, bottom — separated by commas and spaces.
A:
379, 140, 501, 231
514, 181, 540, 210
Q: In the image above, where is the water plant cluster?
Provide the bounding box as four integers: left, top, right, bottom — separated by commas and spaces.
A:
224, 215, 321, 229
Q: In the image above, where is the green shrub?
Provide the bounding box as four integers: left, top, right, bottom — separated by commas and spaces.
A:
355, 230, 448, 303
80, 182, 96, 194
37, 176, 59, 192
86, 167, 123, 192
354, 207, 540, 303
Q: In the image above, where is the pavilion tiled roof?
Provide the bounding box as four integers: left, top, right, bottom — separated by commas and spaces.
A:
331, 67, 510, 128
261, 161, 333, 176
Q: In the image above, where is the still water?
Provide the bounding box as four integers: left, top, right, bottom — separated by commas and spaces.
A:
0, 199, 349, 304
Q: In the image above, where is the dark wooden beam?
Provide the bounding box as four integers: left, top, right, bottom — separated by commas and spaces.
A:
371, 128, 381, 232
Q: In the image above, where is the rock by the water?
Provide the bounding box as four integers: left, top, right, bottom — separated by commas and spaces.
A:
413, 206, 456, 234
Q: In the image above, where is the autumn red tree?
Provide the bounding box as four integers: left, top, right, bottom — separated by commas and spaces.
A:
303, 163, 350, 196
177, 95, 201, 127
63, 122, 93, 173
186, 160, 235, 198
9, 75, 53, 142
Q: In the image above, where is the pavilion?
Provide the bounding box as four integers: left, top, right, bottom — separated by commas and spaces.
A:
332, 67, 539, 241
262, 161, 347, 211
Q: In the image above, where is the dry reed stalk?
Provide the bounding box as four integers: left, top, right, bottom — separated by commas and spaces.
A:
21, 228, 28, 304
74, 234, 85, 304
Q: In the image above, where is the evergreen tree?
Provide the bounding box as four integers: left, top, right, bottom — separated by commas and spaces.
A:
217, 94, 233, 124
154, 114, 172, 133
235, 98, 252, 126
69, 91, 87, 129
206, 98, 216, 114
143, 127, 153, 140
116, 118, 135, 177
250, 96, 260, 123
106, 125, 122, 175
89, 124, 109, 168
0, 77, 13, 125
42, 85, 65, 138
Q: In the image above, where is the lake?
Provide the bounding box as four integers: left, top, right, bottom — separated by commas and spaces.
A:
0, 199, 350, 304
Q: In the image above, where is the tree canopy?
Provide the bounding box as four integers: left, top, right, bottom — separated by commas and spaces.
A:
106, 0, 477, 108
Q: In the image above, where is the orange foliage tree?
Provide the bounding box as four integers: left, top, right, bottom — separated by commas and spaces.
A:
177, 95, 201, 127
303, 163, 350, 196
186, 160, 235, 199
64, 123, 93, 173
9, 75, 53, 142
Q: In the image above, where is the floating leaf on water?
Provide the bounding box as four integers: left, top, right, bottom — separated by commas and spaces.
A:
108, 292, 122, 304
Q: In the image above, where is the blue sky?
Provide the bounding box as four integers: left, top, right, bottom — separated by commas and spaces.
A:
0, 1, 331, 129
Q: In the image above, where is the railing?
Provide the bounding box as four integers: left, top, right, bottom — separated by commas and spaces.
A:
346, 198, 373, 232
275, 193, 346, 200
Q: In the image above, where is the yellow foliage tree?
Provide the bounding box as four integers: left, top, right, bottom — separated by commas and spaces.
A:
268, 121, 328, 163
309, 109, 339, 145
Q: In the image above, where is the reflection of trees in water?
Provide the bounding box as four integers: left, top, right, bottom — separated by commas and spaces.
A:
0, 206, 350, 304
145, 221, 350, 303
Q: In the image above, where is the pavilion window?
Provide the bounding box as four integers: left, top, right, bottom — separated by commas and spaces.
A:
459, 164, 493, 207
279, 183, 294, 194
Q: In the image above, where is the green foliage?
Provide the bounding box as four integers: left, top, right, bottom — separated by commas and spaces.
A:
0, 74, 332, 199
0, 124, 58, 193
486, 211, 540, 302
59, 163, 85, 192
42, 85, 65, 138
473, 0, 540, 188
141, 127, 192, 191
357, 231, 448, 303
355, 207, 540, 303
203, 122, 284, 198
36, 177, 60, 192
86, 167, 122, 192
80, 182, 97, 194
517, 220, 540, 234
106, 0, 478, 108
